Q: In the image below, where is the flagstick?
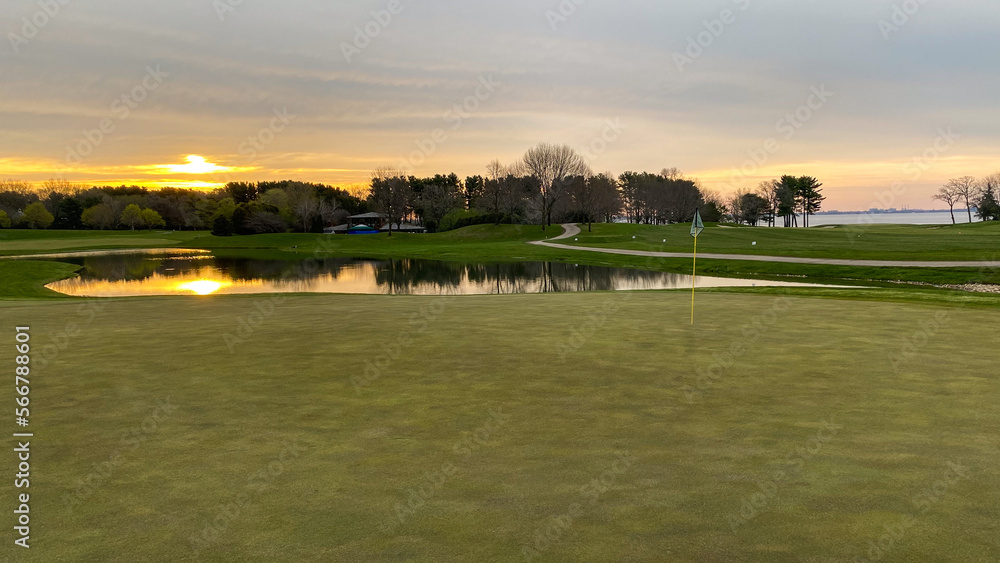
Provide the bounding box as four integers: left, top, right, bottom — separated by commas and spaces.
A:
691, 235, 697, 325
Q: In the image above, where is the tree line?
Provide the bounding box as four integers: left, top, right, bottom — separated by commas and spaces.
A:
0, 143, 832, 233
0, 179, 367, 234
365, 145, 826, 234
725, 176, 825, 228
931, 175, 1000, 223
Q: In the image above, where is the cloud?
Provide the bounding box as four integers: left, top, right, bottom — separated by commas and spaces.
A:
1, 0, 998, 208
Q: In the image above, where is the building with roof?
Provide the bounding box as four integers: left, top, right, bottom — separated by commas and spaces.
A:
324, 213, 427, 234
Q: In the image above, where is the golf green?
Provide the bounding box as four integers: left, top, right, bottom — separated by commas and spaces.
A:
2, 292, 996, 561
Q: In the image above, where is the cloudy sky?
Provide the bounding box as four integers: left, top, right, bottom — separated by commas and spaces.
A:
2, 0, 998, 209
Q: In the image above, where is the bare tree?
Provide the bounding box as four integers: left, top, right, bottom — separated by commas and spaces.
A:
931, 184, 961, 225
521, 143, 591, 230
660, 167, 683, 181
726, 188, 747, 224
41, 178, 79, 195
756, 180, 781, 227
480, 159, 508, 221
369, 167, 412, 236
946, 176, 977, 223
0, 179, 35, 195
319, 197, 341, 225
286, 183, 321, 232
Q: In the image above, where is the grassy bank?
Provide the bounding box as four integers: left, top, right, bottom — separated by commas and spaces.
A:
2, 292, 997, 561
2, 225, 999, 300
0, 260, 83, 299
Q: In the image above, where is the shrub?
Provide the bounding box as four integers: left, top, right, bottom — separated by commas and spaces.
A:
22, 202, 54, 229
211, 214, 234, 236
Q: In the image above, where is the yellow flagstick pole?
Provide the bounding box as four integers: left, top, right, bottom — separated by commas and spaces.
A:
691, 234, 697, 325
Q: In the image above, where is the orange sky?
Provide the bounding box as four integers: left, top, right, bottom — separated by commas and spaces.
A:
3, 2, 998, 210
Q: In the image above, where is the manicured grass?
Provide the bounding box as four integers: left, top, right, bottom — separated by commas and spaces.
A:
3, 225, 1000, 297
0, 229, 205, 256
0, 260, 81, 299
566, 222, 1000, 261
3, 293, 998, 561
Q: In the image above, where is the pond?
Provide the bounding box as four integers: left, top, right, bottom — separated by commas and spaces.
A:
38, 251, 836, 297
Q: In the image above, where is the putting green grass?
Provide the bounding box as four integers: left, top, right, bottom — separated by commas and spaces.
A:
3, 293, 998, 561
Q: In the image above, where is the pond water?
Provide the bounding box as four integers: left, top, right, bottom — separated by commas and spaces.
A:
41, 252, 837, 297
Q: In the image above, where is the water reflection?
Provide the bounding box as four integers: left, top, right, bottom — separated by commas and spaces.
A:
44, 253, 833, 297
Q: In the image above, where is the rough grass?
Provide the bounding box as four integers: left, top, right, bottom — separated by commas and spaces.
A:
2, 292, 998, 562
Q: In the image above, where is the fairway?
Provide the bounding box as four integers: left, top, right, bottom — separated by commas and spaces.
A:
564, 222, 1000, 261
3, 292, 997, 562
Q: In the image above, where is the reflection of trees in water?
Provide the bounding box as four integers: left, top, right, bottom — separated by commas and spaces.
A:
466, 263, 531, 294
72, 254, 688, 295
76, 255, 165, 281
371, 261, 678, 294
373, 259, 467, 295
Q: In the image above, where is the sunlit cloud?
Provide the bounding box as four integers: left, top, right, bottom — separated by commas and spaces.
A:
693, 155, 1000, 194
153, 155, 242, 175
3, 1, 1000, 210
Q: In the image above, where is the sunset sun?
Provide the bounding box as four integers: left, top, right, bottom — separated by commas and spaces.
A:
162, 155, 233, 175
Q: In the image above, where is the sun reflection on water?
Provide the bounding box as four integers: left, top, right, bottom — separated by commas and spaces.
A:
175, 280, 228, 295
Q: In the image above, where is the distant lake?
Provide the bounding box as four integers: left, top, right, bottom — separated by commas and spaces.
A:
799, 211, 968, 226
42, 253, 842, 297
